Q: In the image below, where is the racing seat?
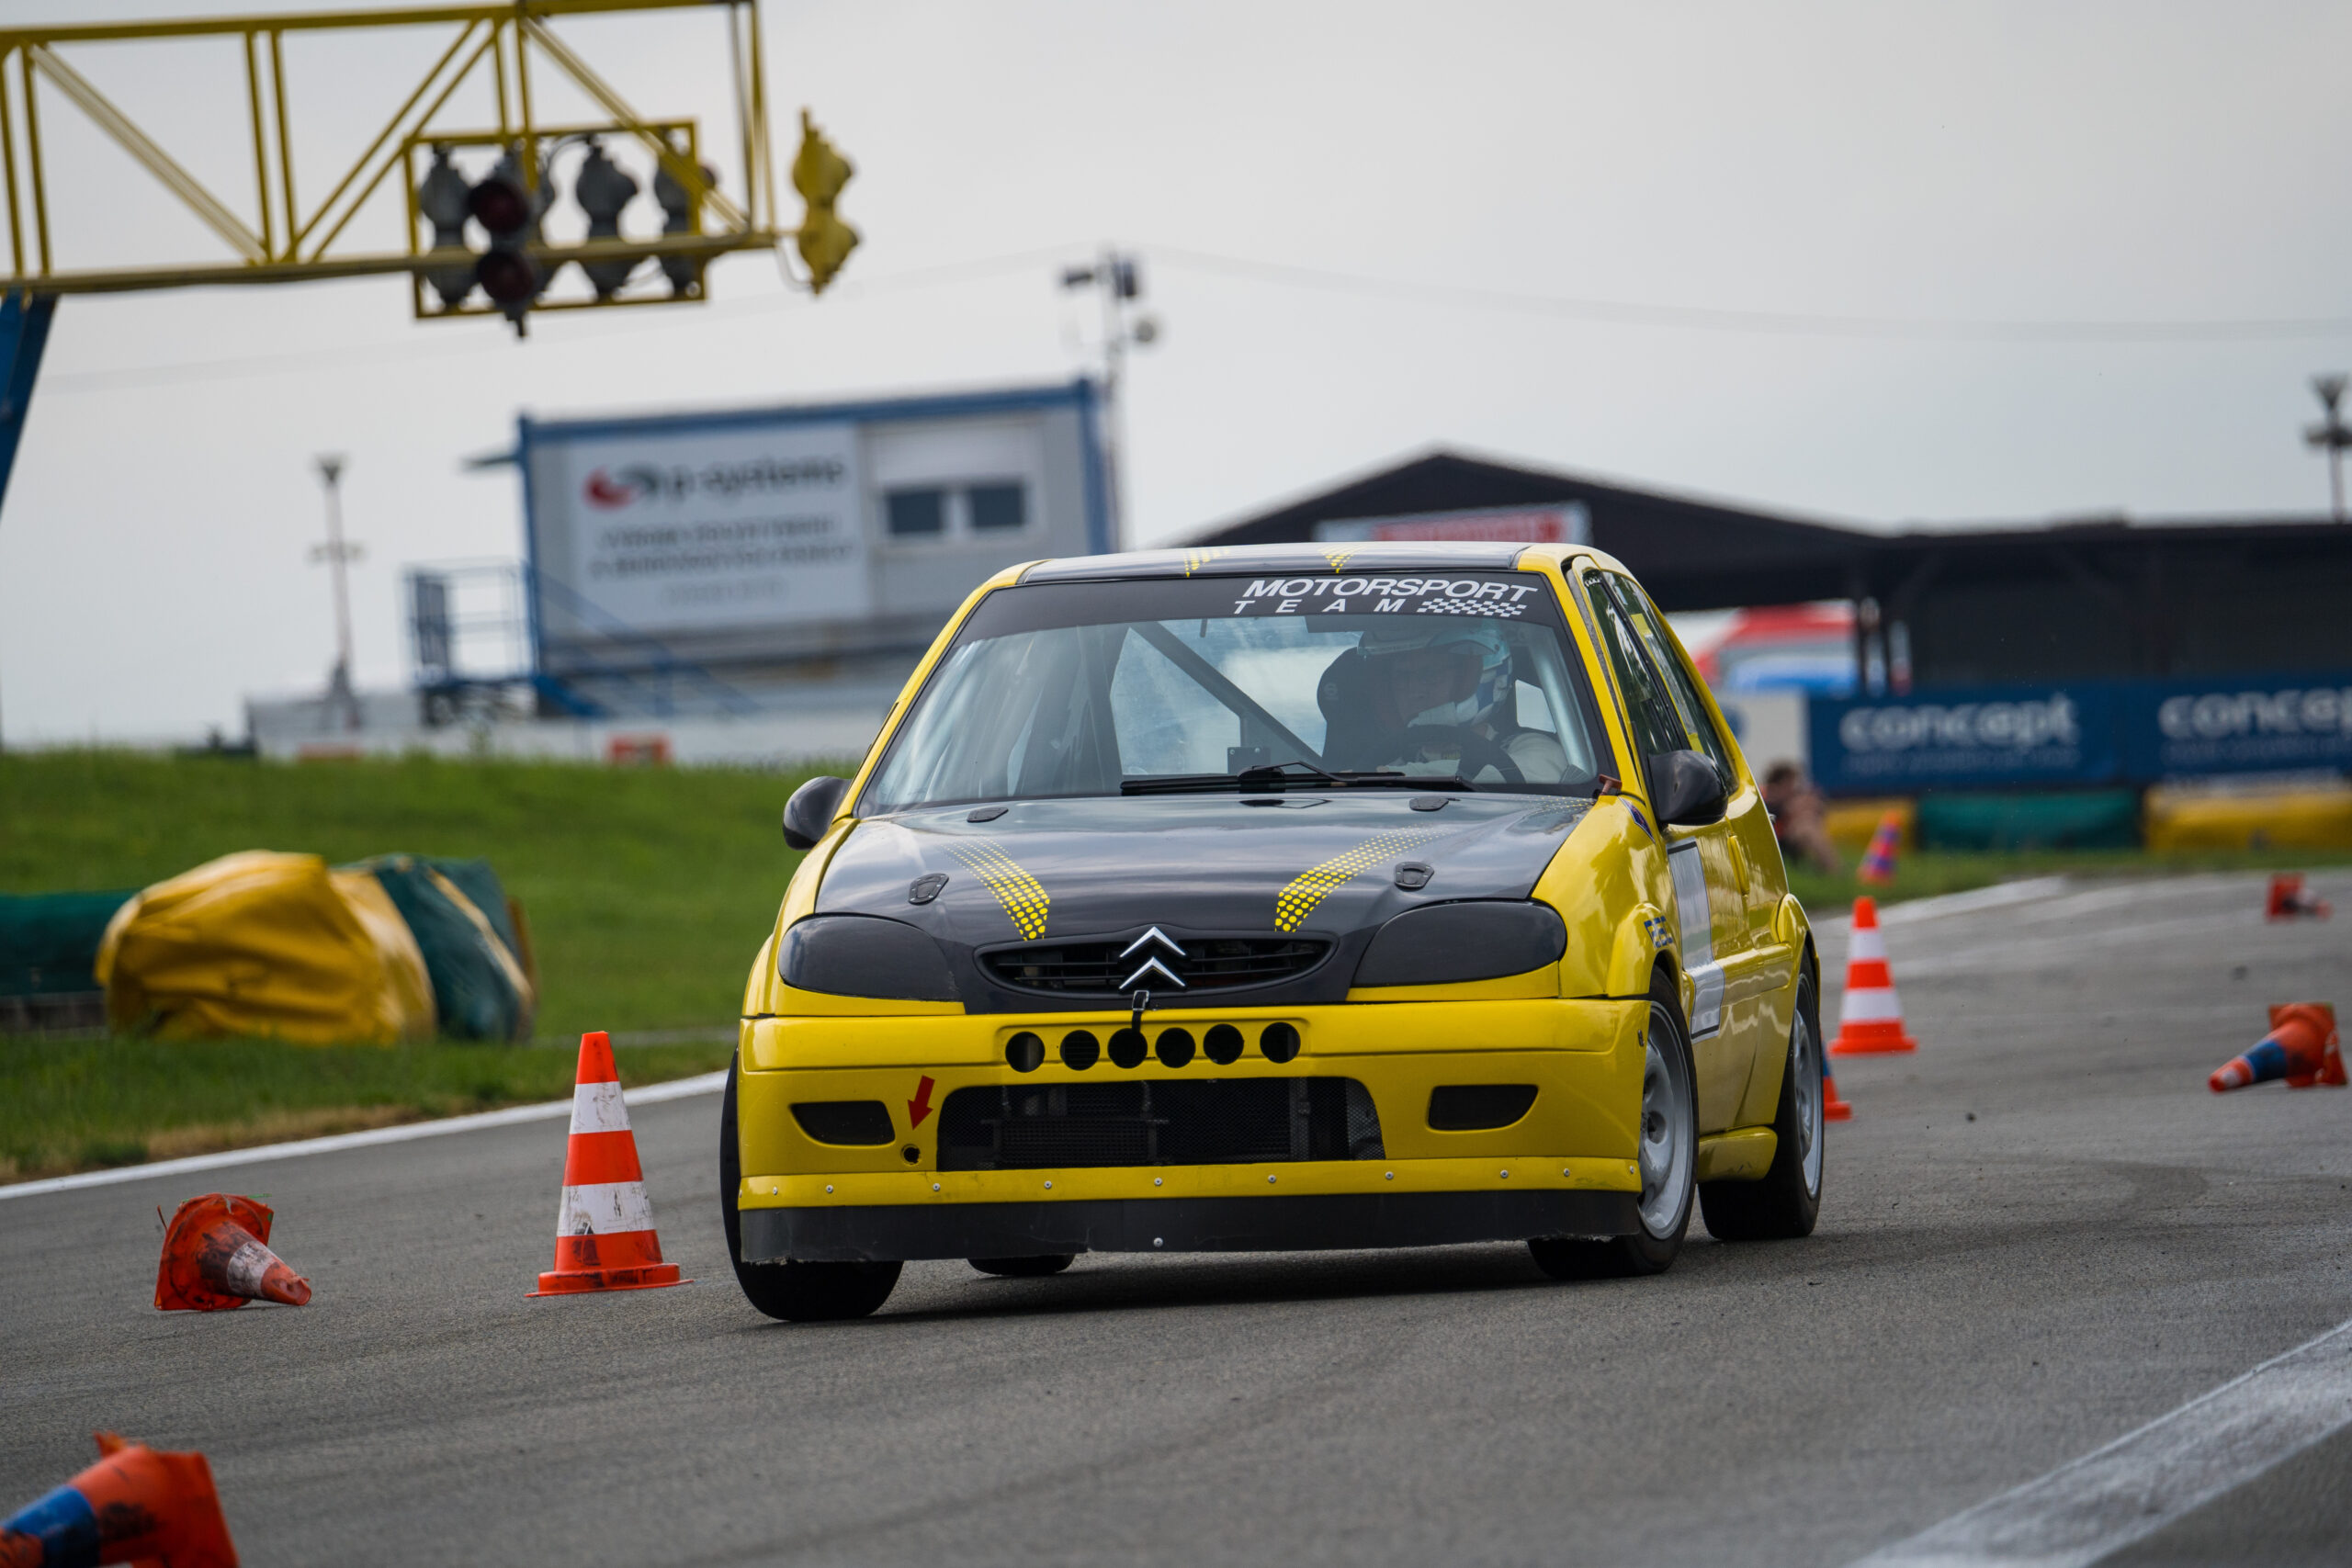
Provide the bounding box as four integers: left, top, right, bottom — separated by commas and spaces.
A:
1317, 648, 1404, 773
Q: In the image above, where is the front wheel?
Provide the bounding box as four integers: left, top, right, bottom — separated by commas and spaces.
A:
1700, 966, 1826, 1242
1529, 984, 1697, 1280
719, 1058, 902, 1322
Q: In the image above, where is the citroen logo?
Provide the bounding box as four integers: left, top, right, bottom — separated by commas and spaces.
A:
1118, 926, 1187, 990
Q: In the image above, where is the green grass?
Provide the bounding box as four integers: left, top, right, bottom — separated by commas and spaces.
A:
0, 1035, 732, 1181
1784, 844, 2352, 916
0, 749, 838, 1179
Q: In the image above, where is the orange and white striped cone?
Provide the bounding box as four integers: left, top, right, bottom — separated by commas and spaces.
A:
530, 1031, 687, 1296
1829, 896, 1917, 1055
155, 1193, 311, 1313
1822, 1072, 1855, 1121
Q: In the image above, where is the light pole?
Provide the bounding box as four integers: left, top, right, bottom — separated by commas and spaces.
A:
2305, 375, 2350, 524
1060, 248, 1159, 549
309, 455, 363, 729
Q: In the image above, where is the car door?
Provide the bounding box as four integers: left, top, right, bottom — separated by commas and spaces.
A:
1607, 578, 1791, 1065
1580, 571, 1758, 1134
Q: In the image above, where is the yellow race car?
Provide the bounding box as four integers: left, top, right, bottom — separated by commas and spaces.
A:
722, 542, 1823, 1320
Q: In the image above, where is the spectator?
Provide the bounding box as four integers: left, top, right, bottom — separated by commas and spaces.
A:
1761, 760, 1842, 874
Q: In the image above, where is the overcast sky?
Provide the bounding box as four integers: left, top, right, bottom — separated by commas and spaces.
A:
2, 0, 2347, 741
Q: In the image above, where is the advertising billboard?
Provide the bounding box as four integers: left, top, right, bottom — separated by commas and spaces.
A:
1810, 671, 2352, 792
534, 421, 870, 637
515, 381, 1109, 679
2125, 674, 2352, 780
1810, 685, 2117, 793
1313, 502, 1590, 546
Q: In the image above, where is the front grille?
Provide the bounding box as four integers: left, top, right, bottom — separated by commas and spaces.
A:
982, 934, 1330, 995
937, 1078, 1384, 1171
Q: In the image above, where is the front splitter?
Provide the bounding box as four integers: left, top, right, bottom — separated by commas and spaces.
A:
739, 1189, 1641, 1263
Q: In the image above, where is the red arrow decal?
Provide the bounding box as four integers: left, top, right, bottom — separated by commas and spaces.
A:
908, 1074, 936, 1129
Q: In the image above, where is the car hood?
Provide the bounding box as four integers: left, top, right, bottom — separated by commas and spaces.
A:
814, 792, 1592, 1012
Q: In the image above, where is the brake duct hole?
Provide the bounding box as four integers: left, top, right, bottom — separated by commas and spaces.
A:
1204, 1023, 1244, 1065
1155, 1028, 1196, 1068
1261, 1021, 1301, 1064
1059, 1030, 1100, 1071
1427, 1084, 1538, 1132
1108, 1027, 1149, 1069
1006, 1031, 1045, 1073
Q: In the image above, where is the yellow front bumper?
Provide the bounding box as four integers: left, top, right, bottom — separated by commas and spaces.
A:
734, 997, 1650, 1258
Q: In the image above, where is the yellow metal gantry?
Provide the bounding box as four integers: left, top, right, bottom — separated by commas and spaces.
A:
0, 0, 808, 310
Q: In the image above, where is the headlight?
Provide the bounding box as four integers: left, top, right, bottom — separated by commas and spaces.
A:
779, 914, 959, 1001
1351, 901, 1566, 988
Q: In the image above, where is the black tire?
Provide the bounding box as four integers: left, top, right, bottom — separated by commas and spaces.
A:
968, 1255, 1075, 1278
1529, 976, 1697, 1280
719, 1058, 902, 1322
1700, 964, 1826, 1242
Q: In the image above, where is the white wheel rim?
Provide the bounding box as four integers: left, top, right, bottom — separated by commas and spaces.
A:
1793, 1006, 1825, 1198
1637, 1003, 1694, 1238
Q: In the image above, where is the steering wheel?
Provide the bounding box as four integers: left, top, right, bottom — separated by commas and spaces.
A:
1402, 725, 1525, 785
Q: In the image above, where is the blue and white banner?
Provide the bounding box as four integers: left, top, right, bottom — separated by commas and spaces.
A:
1811, 672, 2352, 791
2124, 675, 2352, 780
1809, 685, 2119, 792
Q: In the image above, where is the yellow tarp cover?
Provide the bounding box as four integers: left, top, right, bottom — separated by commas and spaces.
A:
95, 851, 434, 1044
2143, 785, 2352, 852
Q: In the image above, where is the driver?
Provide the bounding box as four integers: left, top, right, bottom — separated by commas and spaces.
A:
1318, 620, 1571, 784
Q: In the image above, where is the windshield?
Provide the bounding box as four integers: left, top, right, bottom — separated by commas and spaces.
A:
861, 571, 1610, 812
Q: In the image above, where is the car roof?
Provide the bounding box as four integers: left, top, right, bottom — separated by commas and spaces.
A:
1016, 540, 1628, 583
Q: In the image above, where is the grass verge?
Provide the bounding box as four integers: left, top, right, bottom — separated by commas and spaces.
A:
1784, 844, 2352, 915
0, 1035, 733, 1183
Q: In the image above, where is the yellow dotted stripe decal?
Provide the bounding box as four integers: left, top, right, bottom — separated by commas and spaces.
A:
1319, 547, 1359, 573
1182, 547, 1232, 577
946, 839, 1050, 939
1273, 829, 1444, 932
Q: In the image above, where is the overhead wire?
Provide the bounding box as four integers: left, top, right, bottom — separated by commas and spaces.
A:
1145, 245, 2352, 344
39, 239, 2352, 395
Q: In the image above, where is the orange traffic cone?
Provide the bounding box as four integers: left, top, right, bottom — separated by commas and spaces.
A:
1856, 812, 1902, 886
1823, 1072, 1855, 1121
154, 1195, 311, 1313
2209, 1003, 2345, 1092
2266, 873, 2332, 921
1830, 897, 1917, 1055
530, 1031, 687, 1296
0, 1431, 238, 1567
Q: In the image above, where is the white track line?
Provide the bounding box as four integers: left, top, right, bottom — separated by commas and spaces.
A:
0, 1070, 727, 1202
1850, 1314, 2352, 1567
1814, 875, 2073, 936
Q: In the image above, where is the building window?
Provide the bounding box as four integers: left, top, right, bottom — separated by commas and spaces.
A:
886, 488, 946, 537
968, 482, 1027, 532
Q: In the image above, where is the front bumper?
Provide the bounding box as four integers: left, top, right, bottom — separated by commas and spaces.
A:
744, 1190, 1641, 1262
736, 996, 1650, 1262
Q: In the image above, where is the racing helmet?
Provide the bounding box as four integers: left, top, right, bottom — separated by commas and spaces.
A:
1354, 619, 1514, 728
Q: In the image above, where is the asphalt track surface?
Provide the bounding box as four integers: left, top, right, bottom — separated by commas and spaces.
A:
7, 871, 2351, 1566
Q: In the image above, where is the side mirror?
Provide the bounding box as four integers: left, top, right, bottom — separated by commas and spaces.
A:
782, 775, 853, 851
1647, 750, 1727, 827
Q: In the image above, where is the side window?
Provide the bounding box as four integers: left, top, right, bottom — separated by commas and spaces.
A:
1607, 577, 1736, 783
1582, 573, 1685, 765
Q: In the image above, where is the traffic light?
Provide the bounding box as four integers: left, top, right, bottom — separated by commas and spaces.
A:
572, 139, 639, 300
652, 136, 719, 299
469, 150, 546, 332
792, 108, 858, 294
416, 143, 475, 310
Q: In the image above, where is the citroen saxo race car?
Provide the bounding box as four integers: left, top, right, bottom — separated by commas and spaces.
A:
720, 541, 1825, 1320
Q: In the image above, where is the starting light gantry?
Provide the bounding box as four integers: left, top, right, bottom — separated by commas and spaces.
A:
0, 0, 859, 504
